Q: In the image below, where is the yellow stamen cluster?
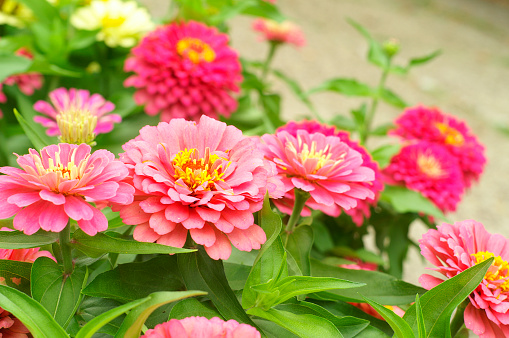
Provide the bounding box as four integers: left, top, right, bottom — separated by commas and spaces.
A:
287, 136, 344, 175
472, 251, 509, 292
101, 15, 126, 28
417, 153, 444, 178
172, 147, 227, 190
56, 109, 98, 145
34, 149, 88, 184
435, 122, 465, 147
176, 38, 216, 64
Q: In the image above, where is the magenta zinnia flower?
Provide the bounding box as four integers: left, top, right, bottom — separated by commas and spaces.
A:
419, 220, 509, 337
0, 143, 134, 236
141, 316, 261, 338
259, 127, 375, 218
276, 120, 383, 225
33, 87, 121, 137
124, 21, 242, 122
252, 18, 306, 47
0, 307, 30, 338
383, 141, 464, 213
391, 105, 486, 188
116, 115, 275, 260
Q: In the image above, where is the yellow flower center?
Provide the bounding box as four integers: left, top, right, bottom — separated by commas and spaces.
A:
35, 149, 87, 182
172, 147, 228, 190
56, 109, 98, 145
417, 153, 444, 178
435, 122, 465, 147
472, 251, 509, 292
101, 15, 126, 29
176, 38, 216, 64
285, 136, 344, 175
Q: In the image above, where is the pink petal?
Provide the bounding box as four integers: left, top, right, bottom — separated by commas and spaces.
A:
181, 209, 205, 229
39, 203, 68, 232
77, 207, 108, 236
64, 195, 94, 221
149, 211, 176, 235
156, 224, 188, 248
13, 201, 45, 235
190, 223, 216, 247
7, 191, 41, 207
39, 189, 65, 205
133, 223, 160, 242
204, 228, 232, 260
164, 203, 190, 223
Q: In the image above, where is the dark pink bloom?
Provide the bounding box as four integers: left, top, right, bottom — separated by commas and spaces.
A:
391, 105, 486, 188
0, 307, 30, 338
252, 18, 305, 47
383, 141, 465, 213
419, 220, 509, 337
259, 128, 375, 217
124, 21, 242, 122
141, 316, 261, 337
0, 143, 134, 236
33, 87, 121, 137
116, 116, 277, 260
277, 120, 383, 225
3, 48, 43, 96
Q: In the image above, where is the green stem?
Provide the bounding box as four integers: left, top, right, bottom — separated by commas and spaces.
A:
261, 42, 279, 85
59, 223, 74, 275
450, 298, 469, 337
285, 189, 310, 234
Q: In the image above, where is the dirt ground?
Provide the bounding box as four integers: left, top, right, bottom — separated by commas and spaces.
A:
142, 0, 509, 286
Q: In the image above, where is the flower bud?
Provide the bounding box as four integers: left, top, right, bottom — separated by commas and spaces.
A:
56, 109, 98, 145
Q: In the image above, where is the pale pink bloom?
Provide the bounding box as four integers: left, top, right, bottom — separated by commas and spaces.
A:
33, 87, 121, 137
0, 307, 30, 338
3, 48, 43, 96
419, 220, 509, 337
252, 18, 305, 47
0, 248, 55, 263
258, 128, 375, 218
141, 316, 261, 338
383, 141, 464, 213
277, 120, 383, 225
115, 115, 277, 260
0, 143, 134, 236
391, 105, 486, 188
124, 21, 242, 122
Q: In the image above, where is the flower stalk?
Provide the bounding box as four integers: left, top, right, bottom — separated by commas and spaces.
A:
450, 298, 469, 337
285, 188, 310, 234
59, 223, 74, 275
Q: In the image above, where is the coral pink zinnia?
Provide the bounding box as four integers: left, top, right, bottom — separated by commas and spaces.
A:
0, 143, 134, 236
258, 128, 375, 218
252, 18, 305, 47
391, 105, 486, 188
141, 316, 261, 338
33, 87, 121, 137
383, 141, 465, 213
419, 220, 509, 337
0, 307, 30, 338
116, 115, 275, 260
277, 120, 383, 225
124, 20, 242, 122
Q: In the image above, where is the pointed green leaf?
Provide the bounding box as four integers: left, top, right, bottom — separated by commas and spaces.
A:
381, 185, 447, 221
284, 225, 313, 276
13, 109, 52, 151
0, 229, 59, 249
0, 55, 32, 82
75, 297, 125, 336
240, 0, 286, 22
17, 0, 59, 26
0, 260, 31, 295
170, 298, 222, 320
308, 78, 374, 96
415, 294, 426, 338
272, 70, 317, 113
371, 144, 401, 168
380, 88, 408, 108
348, 18, 389, 69
363, 296, 414, 338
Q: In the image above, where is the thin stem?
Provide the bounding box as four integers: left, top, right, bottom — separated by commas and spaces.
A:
261, 42, 279, 85
450, 298, 469, 337
59, 223, 74, 275
285, 189, 310, 234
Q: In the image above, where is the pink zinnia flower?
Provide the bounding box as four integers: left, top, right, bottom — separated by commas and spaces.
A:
0, 143, 134, 236
116, 115, 275, 260
0, 307, 30, 338
141, 316, 261, 338
419, 220, 509, 337
0, 247, 55, 263
383, 141, 464, 213
3, 48, 43, 96
33, 87, 121, 137
391, 105, 486, 188
258, 128, 375, 217
124, 21, 242, 122
277, 120, 383, 225
252, 18, 305, 47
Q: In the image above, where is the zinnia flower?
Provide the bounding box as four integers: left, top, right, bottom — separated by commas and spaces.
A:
70, 0, 154, 48
0, 0, 33, 27
0, 84, 6, 119
33, 87, 121, 139
276, 120, 383, 225
419, 220, 509, 337
0, 143, 134, 236
391, 105, 486, 188
2, 48, 43, 97
116, 115, 275, 260
0, 307, 30, 338
141, 316, 261, 338
383, 141, 464, 213
124, 20, 242, 122
252, 18, 305, 47
0, 247, 55, 263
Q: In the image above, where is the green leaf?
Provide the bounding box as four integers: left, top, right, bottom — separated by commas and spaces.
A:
170, 298, 222, 320
370, 122, 395, 137
72, 229, 195, 257
115, 291, 207, 337
31, 257, 88, 328
348, 18, 389, 69
386, 214, 415, 279
248, 307, 343, 338
371, 144, 401, 168
380, 88, 407, 108
308, 78, 373, 96
28, 56, 81, 77
0, 284, 68, 337
0, 55, 32, 82
363, 297, 414, 338
82, 255, 184, 303
415, 294, 426, 338
391, 50, 442, 75
0, 229, 59, 249
253, 194, 283, 267
240, 0, 286, 22
261, 93, 285, 131
17, 0, 59, 26
403, 257, 494, 337
284, 225, 313, 276
75, 297, 126, 336
0, 260, 31, 295
224, 262, 252, 290
13, 108, 52, 150
330, 115, 357, 131
272, 70, 317, 113
380, 185, 447, 221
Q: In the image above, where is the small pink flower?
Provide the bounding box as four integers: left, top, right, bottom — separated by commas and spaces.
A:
383, 141, 464, 213
0, 143, 134, 236
277, 120, 383, 225
124, 21, 242, 122
3, 48, 43, 96
141, 316, 261, 338
0, 307, 30, 338
0, 247, 55, 263
116, 115, 277, 260
33, 87, 121, 137
252, 18, 305, 47
419, 220, 509, 337
391, 105, 486, 188
259, 128, 375, 217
